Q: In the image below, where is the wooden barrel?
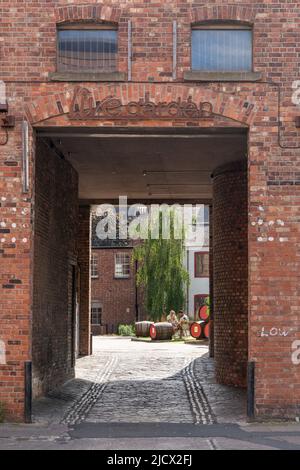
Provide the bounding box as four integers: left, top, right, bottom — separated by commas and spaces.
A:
135, 321, 154, 337
150, 322, 173, 340
199, 305, 209, 321
190, 321, 204, 339
203, 322, 210, 339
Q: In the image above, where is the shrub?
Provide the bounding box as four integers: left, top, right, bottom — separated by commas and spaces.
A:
118, 324, 135, 337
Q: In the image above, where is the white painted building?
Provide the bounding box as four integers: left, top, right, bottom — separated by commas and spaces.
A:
184, 206, 210, 320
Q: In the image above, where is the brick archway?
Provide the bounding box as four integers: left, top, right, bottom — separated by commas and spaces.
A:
24, 83, 258, 127
28, 81, 255, 397
55, 3, 122, 24
190, 4, 257, 24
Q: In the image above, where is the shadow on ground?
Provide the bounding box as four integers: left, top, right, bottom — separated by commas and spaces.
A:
33, 353, 246, 426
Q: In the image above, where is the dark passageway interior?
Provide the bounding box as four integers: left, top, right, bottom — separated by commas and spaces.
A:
38, 127, 247, 201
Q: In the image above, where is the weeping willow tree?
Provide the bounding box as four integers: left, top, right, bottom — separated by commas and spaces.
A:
132, 210, 189, 321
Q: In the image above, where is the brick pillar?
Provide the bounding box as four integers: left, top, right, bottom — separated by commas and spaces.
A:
78, 206, 91, 356
209, 204, 214, 358
212, 161, 248, 387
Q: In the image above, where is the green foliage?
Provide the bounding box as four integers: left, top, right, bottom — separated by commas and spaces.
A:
132, 211, 190, 321
118, 324, 135, 336
0, 402, 5, 423
204, 296, 210, 315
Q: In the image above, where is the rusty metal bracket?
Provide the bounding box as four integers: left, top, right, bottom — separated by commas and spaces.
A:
0, 102, 8, 113
0, 101, 15, 145
1, 115, 15, 128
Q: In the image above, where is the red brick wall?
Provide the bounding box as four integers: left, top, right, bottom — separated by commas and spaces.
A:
91, 249, 137, 334
213, 161, 248, 388
32, 139, 78, 398
0, 118, 34, 421
0, 0, 300, 420
78, 206, 91, 355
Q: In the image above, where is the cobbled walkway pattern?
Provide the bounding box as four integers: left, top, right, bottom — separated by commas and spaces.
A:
34, 337, 246, 428
61, 337, 216, 426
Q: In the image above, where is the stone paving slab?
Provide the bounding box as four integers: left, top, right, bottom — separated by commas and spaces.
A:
1, 422, 300, 450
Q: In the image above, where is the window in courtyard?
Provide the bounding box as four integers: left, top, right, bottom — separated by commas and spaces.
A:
192, 24, 252, 72
57, 24, 118, 73
91, 253, 99, 279
195, 252, 209, 278
115, 253, 130, 279
91, 302, 102, 326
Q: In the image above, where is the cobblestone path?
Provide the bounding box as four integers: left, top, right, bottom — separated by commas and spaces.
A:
62, 337, 216, 426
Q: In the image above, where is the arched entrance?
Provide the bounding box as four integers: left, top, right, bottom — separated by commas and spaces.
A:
27, 83, 254, 418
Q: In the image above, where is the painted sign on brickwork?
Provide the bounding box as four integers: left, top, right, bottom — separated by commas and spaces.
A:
69, 86, 214, 121
292, 340, 300, 365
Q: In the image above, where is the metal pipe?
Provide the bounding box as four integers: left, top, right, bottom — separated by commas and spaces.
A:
90, 333, 93, 356
128, 20, 132, 81
22, 120, 29, 193
38, 133, 242, 139
247, 361, 255, 420
24, 361, 32, 424
173, 21, 177, 80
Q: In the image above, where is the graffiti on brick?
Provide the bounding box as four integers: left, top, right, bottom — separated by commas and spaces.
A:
0, 80, 6, 105
69, 86, 214, 121
292, 80, 300, 105
259, 327, 292, 338
292, 340, 300, 365
0, 340, 6, 365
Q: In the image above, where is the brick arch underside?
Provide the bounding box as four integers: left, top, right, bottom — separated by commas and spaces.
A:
25, 84, 257, 127
190, 5, 256, 24
55, 3, 256, 25
55, 3, 122, 25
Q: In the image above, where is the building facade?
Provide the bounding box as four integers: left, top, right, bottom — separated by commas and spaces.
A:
185, 247, 210, 320
91, 210, 144, 335
185, 207, 210, 318
0, 1, 300, 422
91, 248, 138, 334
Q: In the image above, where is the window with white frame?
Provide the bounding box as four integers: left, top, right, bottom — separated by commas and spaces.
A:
91, 302, 102, 326
115, 253, 130, 279
91, 253, 99, 278
192, 24, 253, 72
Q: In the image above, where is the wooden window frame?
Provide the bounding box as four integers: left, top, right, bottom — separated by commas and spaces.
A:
57, 22, 118, 31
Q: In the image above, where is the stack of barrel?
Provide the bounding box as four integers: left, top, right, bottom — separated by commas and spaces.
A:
135, 321, 174, 340
190, 305, 210, 340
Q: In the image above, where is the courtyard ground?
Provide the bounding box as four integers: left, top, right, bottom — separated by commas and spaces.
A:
0, 336, 300, 450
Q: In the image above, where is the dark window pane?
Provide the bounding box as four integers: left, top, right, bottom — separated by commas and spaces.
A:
91, 303, 102, 325
58, 29, 117, 73
192, 30, 252, 72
